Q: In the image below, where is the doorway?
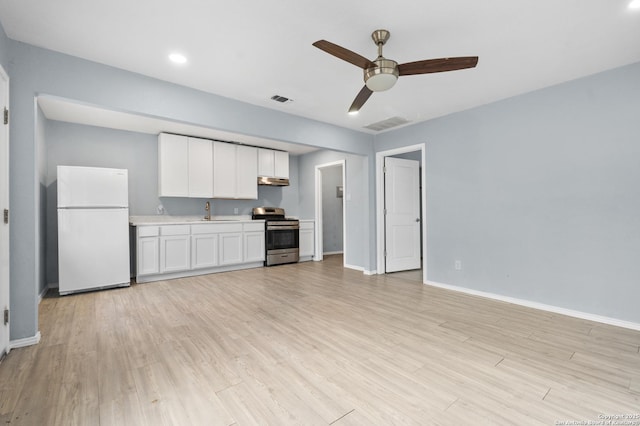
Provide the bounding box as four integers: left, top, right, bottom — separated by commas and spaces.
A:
314, 160, 346, 264
376, 144, 427, 282
0, 64, 9, 357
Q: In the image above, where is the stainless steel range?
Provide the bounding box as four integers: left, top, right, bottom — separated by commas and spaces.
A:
252, 207, 300, 266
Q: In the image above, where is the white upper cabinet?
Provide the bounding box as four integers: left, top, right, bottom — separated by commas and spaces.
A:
274, 150, 289, 179
258, 148, 289, 179
187, 137, 213, 198
213, 142, 258, 200
258, 148, 275, 177
158, 133, 189, 197
158, 133, 213, 198
236, 145, 258, 199
159, 133, 262, 200
212, 141, 237, 198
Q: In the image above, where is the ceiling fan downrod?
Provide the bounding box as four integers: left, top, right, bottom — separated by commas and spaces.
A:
371, 29, 390, 58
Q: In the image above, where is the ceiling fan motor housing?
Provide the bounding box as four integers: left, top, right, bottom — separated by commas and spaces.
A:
364, 58, 399, 91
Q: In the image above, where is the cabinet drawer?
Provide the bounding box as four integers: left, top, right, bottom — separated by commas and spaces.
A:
138, 226, 159, 237
243, 222, 265, 232
160, 225, 190, 236
191, 224, 220, 235
190, 223, 226, 234
217, 223, 243, 233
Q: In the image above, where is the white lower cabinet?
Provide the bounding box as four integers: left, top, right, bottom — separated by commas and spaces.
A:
219, 232, 243, 265
160, 226, 191, 273
137, 238, 160, 275
243, 222, 265, 263
299, 220, 315, 260
191, 233, 218, 269
135, 221, 266, 282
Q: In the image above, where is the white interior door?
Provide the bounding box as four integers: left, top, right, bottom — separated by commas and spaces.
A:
0, 65, 9, 355
384, 157, 421, 272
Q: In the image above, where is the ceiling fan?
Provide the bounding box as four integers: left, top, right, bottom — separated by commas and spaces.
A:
313, 29, 479, 113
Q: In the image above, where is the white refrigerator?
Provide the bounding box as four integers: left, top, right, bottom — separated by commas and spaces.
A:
57, 166, 130, 295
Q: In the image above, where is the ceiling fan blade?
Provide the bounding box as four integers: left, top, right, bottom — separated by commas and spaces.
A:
313, 40, 377, 69
398, 56, 479, 76
349, 86, 373, 113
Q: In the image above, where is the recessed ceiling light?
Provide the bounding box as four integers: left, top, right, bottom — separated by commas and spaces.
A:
169, 53, 187, 64
348, 110, 359, 115
630, 0, 640, 9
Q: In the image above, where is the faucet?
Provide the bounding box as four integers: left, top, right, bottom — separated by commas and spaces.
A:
204, 201, 211, 221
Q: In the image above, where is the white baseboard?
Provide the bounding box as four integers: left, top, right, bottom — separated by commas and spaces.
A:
323, 251, 344, 256
39, 284, 52, 304
425, 280, 640, 331
344, 263, 363, 272
344, 264, 376, 275
10, 331, 41, 350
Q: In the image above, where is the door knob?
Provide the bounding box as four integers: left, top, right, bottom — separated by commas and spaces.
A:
416, 218, 420, 222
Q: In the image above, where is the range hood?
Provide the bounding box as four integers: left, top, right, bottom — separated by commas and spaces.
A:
258, 176, 289, 186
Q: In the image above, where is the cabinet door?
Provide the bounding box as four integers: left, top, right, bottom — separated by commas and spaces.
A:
212, 141, 237, 198
158, 133, 188, 197
137, 237, 160, 276
188, 137, 213, 198
299, 227, 315, 257
191, 233, 218, 269
219, 232, 243, 265
236, 145, 258, 199
258, 148, 275, 177
160, 235, 191, 273
274, 151, 289, 179
244, 231, 265, 262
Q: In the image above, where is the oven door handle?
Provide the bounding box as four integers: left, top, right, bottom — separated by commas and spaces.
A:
267, 225, 300, 230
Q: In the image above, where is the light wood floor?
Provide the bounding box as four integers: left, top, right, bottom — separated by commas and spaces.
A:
1, 255, 639, 425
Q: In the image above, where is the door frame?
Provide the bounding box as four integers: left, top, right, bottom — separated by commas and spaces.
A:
375, 144, 427, 282
314, 160, 346, 264
0, 64, 9, 356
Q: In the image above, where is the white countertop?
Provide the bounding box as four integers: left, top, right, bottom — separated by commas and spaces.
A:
129, 215, 258, 226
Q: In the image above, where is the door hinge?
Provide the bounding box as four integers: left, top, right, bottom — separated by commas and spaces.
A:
3, 209, 7, 224
3, 308, 8, 326
3, 108, 7, 125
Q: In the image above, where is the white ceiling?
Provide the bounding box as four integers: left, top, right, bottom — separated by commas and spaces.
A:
2, 0, 640, 135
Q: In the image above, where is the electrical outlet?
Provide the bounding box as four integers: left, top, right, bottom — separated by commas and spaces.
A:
454, 260, 462, 271
156, 204, 165, 215
234, 207, 239, 214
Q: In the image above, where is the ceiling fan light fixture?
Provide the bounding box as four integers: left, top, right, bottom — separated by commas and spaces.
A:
365, 73, 397, 91
364, 58, 399, 91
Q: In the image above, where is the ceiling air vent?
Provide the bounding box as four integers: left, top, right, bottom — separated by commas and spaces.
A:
270, 95, 293, 103
364, 116, 410, 132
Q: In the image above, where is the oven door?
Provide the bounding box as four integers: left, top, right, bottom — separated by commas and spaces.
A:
266, 224, 299, 252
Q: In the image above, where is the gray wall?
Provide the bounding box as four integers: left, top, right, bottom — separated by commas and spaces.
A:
321, 165, 344, 254
7, 39, 374, 340
376, 61, 640, 324
0, 23, 8, 69
44, 119, 301, 286
298, 150, 370, 270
